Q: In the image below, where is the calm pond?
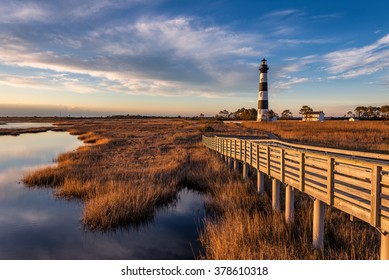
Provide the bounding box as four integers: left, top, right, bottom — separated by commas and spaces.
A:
0, 130, 204, 259
0, 122, 54, 129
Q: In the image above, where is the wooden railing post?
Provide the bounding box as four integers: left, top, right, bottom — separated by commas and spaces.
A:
234, 139, 237, 160
327, 157, 334, 206
313, 199, 325, 250
250, 141, 253, 168
240, 139, 243, 161
299, 152, 305, 191
272, 178, 280, 211
280, 149, 285, 182
381, 233, 389, 260
285, 185, 295, 224
370, 165, 382, 227
266, 146, 271, 176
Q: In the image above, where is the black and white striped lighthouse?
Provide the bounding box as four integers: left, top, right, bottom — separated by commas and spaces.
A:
257, 58, 269, 121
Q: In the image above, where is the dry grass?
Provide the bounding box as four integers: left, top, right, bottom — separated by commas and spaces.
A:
198, 153, 379, 260
22, 118, 213, 229
242, 120, 389, 153
6, 117, 383, 259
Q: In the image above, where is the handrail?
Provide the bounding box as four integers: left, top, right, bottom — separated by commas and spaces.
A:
212, 135, 389, 162
202, 134, 389, 255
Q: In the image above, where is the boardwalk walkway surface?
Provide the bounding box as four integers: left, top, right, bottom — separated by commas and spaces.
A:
202, 134, 389, 259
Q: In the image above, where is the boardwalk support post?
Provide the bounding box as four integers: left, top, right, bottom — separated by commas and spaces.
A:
272, 178, 280, 211
257, 171, 265, 194
229, 157, 233, 169
285, 185, 295, 224
243, 163, 249, 179
233, 159, 239, 173
313, 199, 325, 250
381, 233, 389, 260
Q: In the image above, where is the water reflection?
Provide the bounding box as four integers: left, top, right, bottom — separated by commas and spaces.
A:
0, 131, 204, 259
0, 122, 53, 129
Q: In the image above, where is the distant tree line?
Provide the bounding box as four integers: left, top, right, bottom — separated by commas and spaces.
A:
347, 105, 389, 120
215, 108, 282, 120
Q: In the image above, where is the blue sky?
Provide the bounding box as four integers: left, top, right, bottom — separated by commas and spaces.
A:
0, 0, 388, 117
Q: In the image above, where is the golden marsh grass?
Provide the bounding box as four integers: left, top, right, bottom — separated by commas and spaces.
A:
2, 117, 384, 259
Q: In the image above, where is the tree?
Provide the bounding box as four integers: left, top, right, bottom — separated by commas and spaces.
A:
233, 107, 257, 120
354, 106, 367, 118
199, 113, 204, 118
267, 109, 278, 119
380, 105, 389, 120
366, 106, 381, 118
346, 111, 354, 118
299, 105, 313, 116
280, 109, 293, 119
217, 109, 230, 119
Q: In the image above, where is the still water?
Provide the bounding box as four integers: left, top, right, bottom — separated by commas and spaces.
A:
0, 122, 54, 129
0, 131, 204, 259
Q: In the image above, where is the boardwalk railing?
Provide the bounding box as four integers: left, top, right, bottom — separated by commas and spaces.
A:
202, 135, 389, 259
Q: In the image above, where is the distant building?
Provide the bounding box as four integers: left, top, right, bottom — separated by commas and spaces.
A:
348, 117, 359, 122
302, 111, 325, 122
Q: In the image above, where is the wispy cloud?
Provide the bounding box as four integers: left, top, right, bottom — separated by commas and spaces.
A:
278, 38, 333, 45
273, 77, 308, 90
324, 34, 389, 79
0, 2, 51, 23
0, 15, 266, 97
310, 13, 341, 21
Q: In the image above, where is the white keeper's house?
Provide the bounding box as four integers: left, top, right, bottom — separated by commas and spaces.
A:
302, 111, 325, 122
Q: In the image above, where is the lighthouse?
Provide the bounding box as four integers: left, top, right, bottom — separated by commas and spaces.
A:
257, 58, 269, 121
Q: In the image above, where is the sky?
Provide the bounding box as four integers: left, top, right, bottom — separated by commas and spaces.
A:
0, 0, 388, 117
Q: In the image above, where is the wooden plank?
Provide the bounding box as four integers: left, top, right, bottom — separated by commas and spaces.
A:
382, 170, 389, 185
285, 154, 299, 162
371, 165, 382, 227
305, 165, 328, 177
284, 177, 300, 189
327, 157, 334, 206
334, 173, 371, 190
380, 217, 389, 233
334, 163, 371, 180
285, 160, 300, 170
382, 186, 389, 196
381, 199, 389, 209
270, 160, 281, 169
254, 138, 389, 161
285, 170, 299, 180
334, 197, 371, 223
334, 182, 371, 201
336, 156, 377, 169
305, 173, 328, 187
305, 185, 326, 201
334, 189, 370, 210
285, 167, 299, 179
305, 157, 327, 169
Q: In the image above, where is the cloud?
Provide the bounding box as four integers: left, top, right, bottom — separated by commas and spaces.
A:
0, 2, 51, 23
0, 14, 267, 97
273, 77, 308, 90
324, 34, 389, 79
69, 0, 151, 18
278, 39, 332, 45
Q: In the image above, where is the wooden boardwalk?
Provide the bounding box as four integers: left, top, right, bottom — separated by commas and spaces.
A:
202, 135, 389, 259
